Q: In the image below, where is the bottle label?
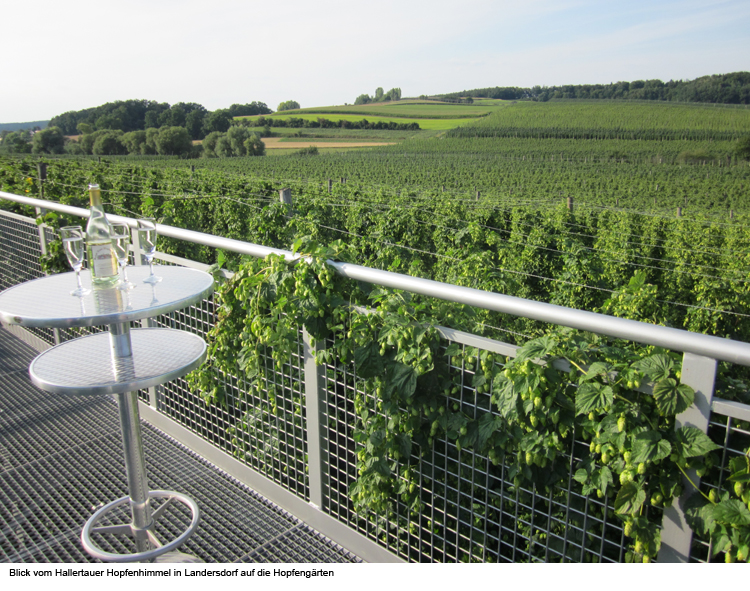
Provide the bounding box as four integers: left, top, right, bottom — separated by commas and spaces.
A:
90, 243, 117, 278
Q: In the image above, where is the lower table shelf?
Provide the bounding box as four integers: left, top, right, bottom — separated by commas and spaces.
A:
29, 328, 207, 396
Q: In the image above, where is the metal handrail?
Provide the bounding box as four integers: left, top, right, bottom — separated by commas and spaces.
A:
4, 190, 750, 365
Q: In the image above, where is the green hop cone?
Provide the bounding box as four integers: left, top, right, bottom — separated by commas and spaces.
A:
624, 521, 634, 538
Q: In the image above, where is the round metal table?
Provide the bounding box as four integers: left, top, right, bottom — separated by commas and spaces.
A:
0, 265, 214, 562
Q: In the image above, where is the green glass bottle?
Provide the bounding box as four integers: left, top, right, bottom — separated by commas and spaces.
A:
85, 184, 119, 289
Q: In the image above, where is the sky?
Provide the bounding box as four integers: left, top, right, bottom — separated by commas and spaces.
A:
2, 0, 749, 123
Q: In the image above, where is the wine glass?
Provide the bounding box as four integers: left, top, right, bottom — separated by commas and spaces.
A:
110, 222, 135, 290
137, 218, 161, 284
59, 226, 91, 297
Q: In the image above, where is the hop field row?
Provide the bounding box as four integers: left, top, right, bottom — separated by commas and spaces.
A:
121, 137, 750, 215
2, 157, 748, 349
450, 101, 750, 141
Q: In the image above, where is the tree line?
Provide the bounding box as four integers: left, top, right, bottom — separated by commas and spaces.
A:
48, 99, 272, 139
441, 72, 750, 104
0, 98, 275, 157
0, 124, 266, 158
247, 116, 419, 131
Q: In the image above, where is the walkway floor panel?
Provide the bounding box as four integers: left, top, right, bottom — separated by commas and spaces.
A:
0, 327, 360, 563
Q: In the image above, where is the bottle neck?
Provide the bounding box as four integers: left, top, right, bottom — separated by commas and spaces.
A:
89, 188, 103, 209
86, 185, 110, 238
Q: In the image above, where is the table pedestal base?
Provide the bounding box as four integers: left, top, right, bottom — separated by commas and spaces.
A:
81, 490, 201, 563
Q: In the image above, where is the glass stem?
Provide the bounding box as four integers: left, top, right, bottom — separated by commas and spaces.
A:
148, 257, 155, 278
76, 269, 84, 290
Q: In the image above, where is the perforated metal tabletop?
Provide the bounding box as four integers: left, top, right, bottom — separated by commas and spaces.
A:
0, 266, 214, 328
30, 328, 206, 396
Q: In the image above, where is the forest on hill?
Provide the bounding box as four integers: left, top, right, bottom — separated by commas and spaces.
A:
48, 99, 272, 138
441, 72, 750, 104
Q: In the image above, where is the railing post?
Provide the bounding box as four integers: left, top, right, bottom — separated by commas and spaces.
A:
35, 163, 49, 259
302, 327, 326, 510
657, 352, 717, 562
130, 225, 158, 406
34, 206, 61, 345
34, 208, 49, 259
279, 188, 293, 216
34, 165, 60, 346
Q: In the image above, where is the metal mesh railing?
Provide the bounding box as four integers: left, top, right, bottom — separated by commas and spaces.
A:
689, 411, 750, 562
0, 212, 56, 345
0, 210, 46, 290
318, 333, 658, 562
135, 258, 310, 500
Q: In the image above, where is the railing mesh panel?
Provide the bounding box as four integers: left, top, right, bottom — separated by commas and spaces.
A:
689, 412, 750, 562
148, 257, 310, 501
319, 336, 655, 562
0, 213, 56, 344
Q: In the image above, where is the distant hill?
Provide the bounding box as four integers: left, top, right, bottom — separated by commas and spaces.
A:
0, 121, 49, 132
441, 72, 750, 104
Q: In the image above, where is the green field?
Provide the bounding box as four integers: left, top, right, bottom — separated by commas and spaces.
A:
278, 99, 506, 118
235, 98, 510, 134
239, 111, 480, 130
468, 98, 509, 106
9, 98, 750, 216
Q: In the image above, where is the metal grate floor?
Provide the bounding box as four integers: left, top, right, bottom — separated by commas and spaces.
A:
0, 327, 360, 563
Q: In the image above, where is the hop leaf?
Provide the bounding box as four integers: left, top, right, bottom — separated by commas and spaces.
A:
615, 481, 647, 516
653, 378, 694, 416
631, 430, 671, 464
713, 500, 750, 526
673, 426, 720, 458
633, 354, 674, 382
575, 382, 613, 416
